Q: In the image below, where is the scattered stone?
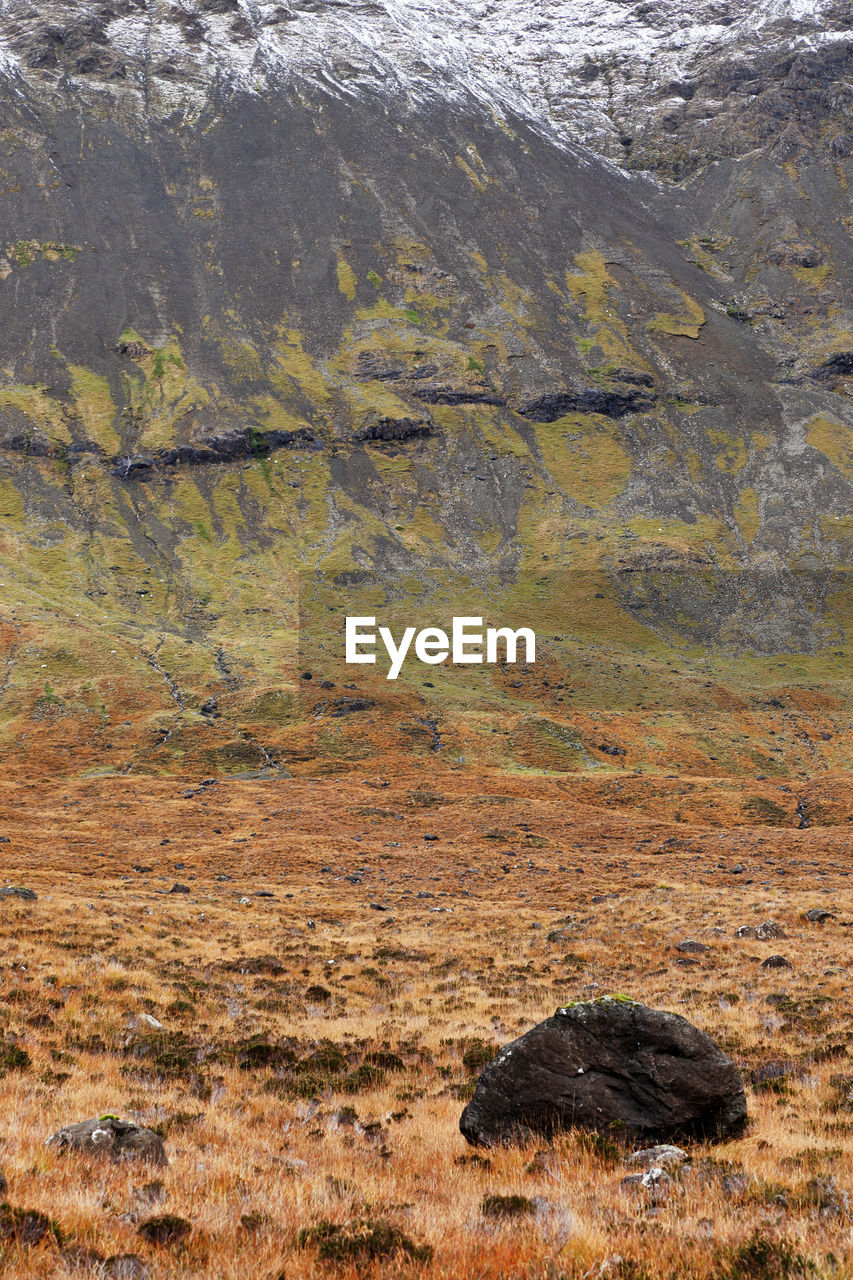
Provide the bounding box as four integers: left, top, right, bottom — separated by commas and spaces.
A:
802, 1175, 850, 1218
459, 997, 747, 1147
755, 920, 786, 940
806, 908, 835, 923
137, 1214, 191, 1246
526, 1147, 561, 1177
134, 1180, 167, 1207
750, 1060, 795, 1089
0, 886, 37, 901
128, 1013, 164, 1032
169, 883, 191, 894
625, 1144, 688, 1170
199, 697, 219, 717
760, 954, 793, 970
675, 940, 709, 954
313, 697, 376, 718
721, 1171, 751, 1196
104, 1258, 152, 1280
546, 927, 578, 943
47, 1116, 168, 1167
620, 1167, 674, 1200
735, 925, 756, 938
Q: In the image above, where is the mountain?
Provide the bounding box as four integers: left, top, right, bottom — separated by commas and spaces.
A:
0, 0, 849, 821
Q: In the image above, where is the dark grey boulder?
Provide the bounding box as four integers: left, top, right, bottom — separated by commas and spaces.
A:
459, 997, 747, 1147
46, 1116, 168, 1166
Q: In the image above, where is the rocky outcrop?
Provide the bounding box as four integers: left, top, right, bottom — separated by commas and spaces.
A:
355, 353, 504, 408
411, 384, 504, 407
812, 353, 853, 380
459, 997, 747, 1147
357, 417, 434, 443
111, 427, 321, 479
518, 386, 655, 422
313, 697, 377, 718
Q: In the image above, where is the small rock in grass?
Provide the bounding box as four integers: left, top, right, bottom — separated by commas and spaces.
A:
47, 1116, 168, 1167
806, 908, 835, 924
760, 954, 793, 970
750, 1060, 795, 1089
755, 920, 786, 940
105, 1256, 152, 1279
675, 940, 709, 954
625, 1145, 688, 1170
526, 1147, 561, 1177
621, 1167, 674, 1200
128, 1013, 164, 1031
802, 1175, 849, 1218
134, 1180, 167, 1207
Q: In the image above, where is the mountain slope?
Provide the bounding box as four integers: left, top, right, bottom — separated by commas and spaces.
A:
0, 0, 849, 812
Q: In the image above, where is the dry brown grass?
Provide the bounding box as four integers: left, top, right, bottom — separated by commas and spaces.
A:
0, 770, 850, 1277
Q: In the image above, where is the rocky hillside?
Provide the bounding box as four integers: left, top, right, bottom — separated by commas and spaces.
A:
0, 0, 849, 802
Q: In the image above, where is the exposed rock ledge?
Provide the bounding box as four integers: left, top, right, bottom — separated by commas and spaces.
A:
110, 427, 322, 478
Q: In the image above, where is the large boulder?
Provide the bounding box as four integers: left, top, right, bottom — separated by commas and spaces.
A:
459, 997, 747, 1147
46, 1116, 168, 1167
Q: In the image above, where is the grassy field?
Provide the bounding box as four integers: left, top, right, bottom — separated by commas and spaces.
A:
0, 770, 850, 1277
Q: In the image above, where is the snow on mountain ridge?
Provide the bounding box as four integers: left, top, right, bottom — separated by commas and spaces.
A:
0, 0, 846, 160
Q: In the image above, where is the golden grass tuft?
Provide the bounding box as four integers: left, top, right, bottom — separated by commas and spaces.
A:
0, 773, 849, 1276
